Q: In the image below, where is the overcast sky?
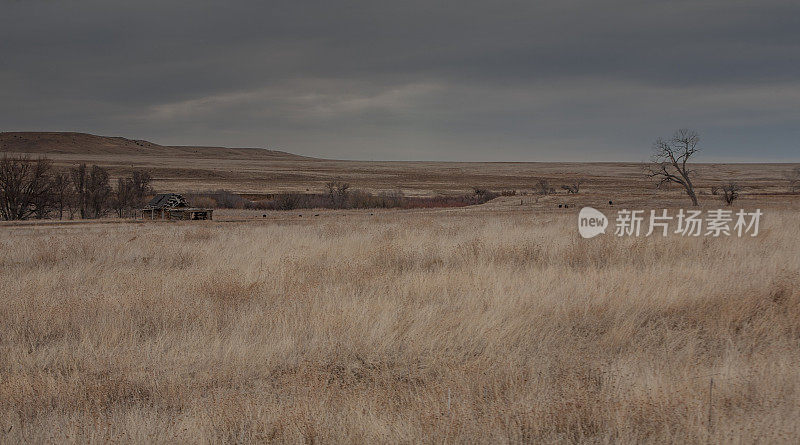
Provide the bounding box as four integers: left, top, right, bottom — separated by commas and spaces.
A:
2, 0, 799, 161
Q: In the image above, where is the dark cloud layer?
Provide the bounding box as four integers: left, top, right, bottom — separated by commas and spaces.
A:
2, 0, 799, 161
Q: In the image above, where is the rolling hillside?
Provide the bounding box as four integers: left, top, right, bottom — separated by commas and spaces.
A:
0, 132, 307, 160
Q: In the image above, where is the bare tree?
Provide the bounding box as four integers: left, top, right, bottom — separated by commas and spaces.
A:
712, 182, 741, 206
0, 156, 54, 220
70, 163, 88, 218
29, 159, 54, 219
86, 165, 111, 218
786, 166, 800, 193
50, 172, 73, 219
31, 175, 56, 220
325, 181, 351, 208
112, 171, 152, 218
113, 177, 135, 218
560, 178, 585, 194
130, 170, 153, 206
646, 128, 701, 206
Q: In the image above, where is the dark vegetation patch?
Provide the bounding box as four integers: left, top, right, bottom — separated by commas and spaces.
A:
185, 186, 499, 210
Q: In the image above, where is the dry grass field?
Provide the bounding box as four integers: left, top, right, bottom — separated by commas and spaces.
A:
1, 207, 799, 443
2, 132, 800, 443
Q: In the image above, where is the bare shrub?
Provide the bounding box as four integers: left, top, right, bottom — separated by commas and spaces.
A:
274, 193, 304, 210
712, 182, 742, 205
377, 189, 405, 207
471, 187, 499, 202
212, 189, 249, 208
560, 178, 585, 194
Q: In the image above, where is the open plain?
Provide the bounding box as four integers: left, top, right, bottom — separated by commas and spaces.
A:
1, 133, 800, 443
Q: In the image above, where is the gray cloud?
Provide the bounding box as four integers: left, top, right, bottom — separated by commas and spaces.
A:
1, 0, 799, 160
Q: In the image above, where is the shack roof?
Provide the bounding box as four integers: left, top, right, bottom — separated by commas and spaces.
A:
146, 193, 187, 209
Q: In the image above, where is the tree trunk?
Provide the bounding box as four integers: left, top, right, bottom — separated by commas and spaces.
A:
688, 190, 699, 206
684, 176, 699, 206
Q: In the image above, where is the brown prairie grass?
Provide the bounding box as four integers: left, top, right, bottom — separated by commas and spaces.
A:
0, 211, 799, 443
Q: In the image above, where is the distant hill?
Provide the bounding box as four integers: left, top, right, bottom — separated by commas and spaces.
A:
0, 132, 309, 160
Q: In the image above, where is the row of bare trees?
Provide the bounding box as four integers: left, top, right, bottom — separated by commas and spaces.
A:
0, 156, 152, 221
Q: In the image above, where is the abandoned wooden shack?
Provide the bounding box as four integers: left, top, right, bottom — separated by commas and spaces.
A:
141, 193, 213, 220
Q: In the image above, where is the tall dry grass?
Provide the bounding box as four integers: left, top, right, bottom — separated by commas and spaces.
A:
0, 211, 799, 443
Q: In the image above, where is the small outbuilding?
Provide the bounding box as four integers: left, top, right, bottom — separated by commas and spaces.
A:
141, 193, 213, 220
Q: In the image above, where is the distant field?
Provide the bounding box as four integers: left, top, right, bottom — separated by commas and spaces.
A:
2, 132, 799, 206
